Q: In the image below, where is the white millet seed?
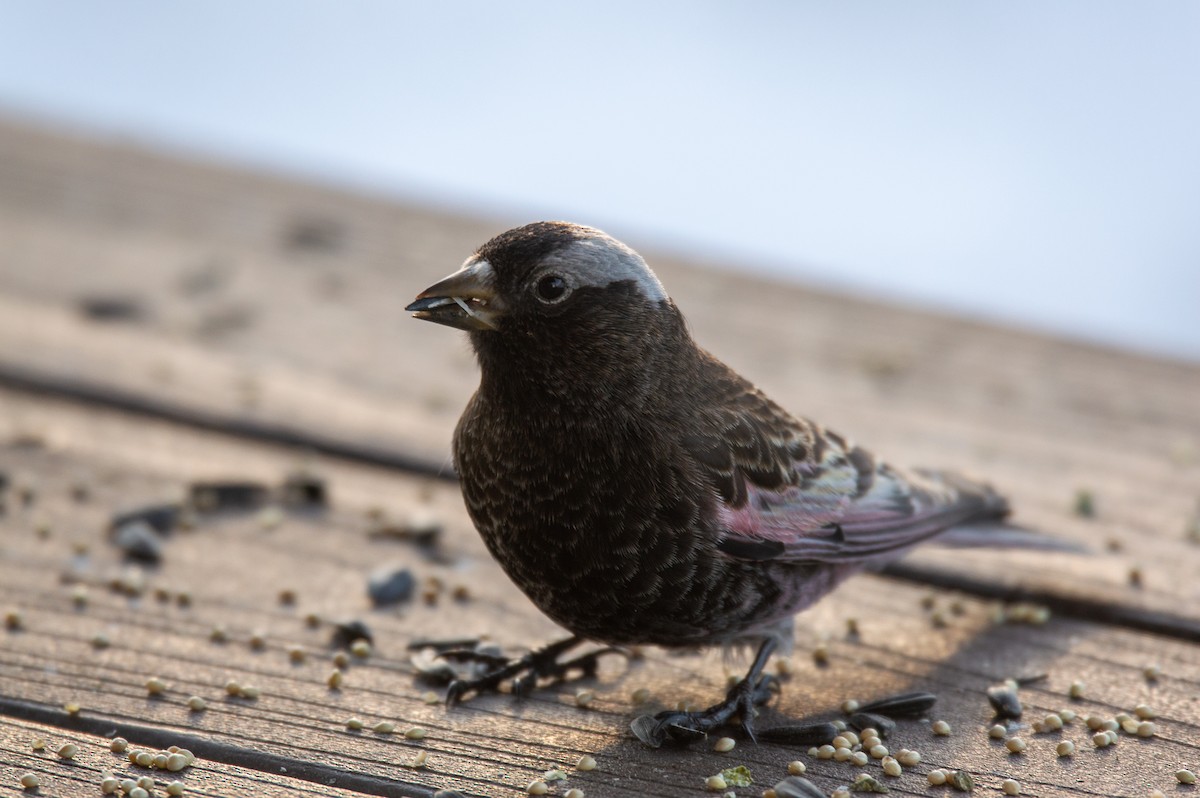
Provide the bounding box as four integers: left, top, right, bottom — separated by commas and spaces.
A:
817, 745, 835, 759
1137, 721, 1157, 737
1101, 719, 1120, 732
238, 685, 260, 700
1105, 729, 1119, 745
1056, 740, 1075, 757
288, 645, 306, 664
841, 699, 860, 713
1043, 713, 1064, 731
576, 755, 597, 771
1143, 663, 1161, 681
832, 735, 851, 749
928, 769, 947, 786
574, 689, 595, 708
1002, 778, 1021, 795
327, 669, 344, 689
833, 747, 852, 761
1092, 731, 1110, 748
869, 744, 888, 759
101, 777, 120, 794
851, 751, 869, 766
1005, 737, 1027, 754
1177, 770, 1197, 785
249, 631, 266, 650
1059, 709, 1077, 723
58, 742, 79, 759
932, 720, 952, 736
119, 779, 137, 794
187, 696, 207, 712
110, 737, 128, 753
713, 737, 736, 752
153, 753, 169, 769
166, 753, 188, 772
137, 776, 156, 789
224, 680, 241, 696
807, 747, 819, 757
704, 775, 727, 792
346, 718, 364, 730
145, 677, 167, 695
19, 773, 39, 789
812, 644, 829, 665
787, 760, 806, 775
404, 727, 427, 741
422, 691, 440, 705
564, 790, 584, 798
129, 789, 149, 798
166, 782, 185, 796
332, 651, 350, 668
989, 724, 1007, 739
350, 639, 372, 658
882, 758, 902, 777
897, 749, 921, 767
1135, 704, 1156, 719
831, 719, 847, 731
1069, 680, 1086, 699
842, 731, 860, 746
1122, 719, 1141, 734
412, 750, 428, 768
373, 721, 395, 734
177, 749, 195, 766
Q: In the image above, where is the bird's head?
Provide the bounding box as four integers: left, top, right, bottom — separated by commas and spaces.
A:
407, 222, 682, 395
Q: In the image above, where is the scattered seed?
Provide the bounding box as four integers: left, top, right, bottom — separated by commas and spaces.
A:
705, 775, 727, 792
869, 744, 888, 759
1092, 731, 1110, 748
543, 769, 568, 782
932, 720, 951, 736
1059, 709, 1076, 723
896, 749, 921, 767
138, 775, 156, 789
1106, 729, 1119, 745
210, 625, 228, 643
841, 699, 860, 714
145, 676, 167, 695
5, 609, 24, 630
333, 651, 350, 668
1001, 778, 1021, 795
775, 656, 794, 676
153, 753, 170, 769
631, 687, 651, 704
166, 753, 189, 772
1143, 663, 1161, 681
817, 745, 835, 759
287, 645, 306, 664
1175, 769, 1196, 784
812, 644, 829, 665
947, 769, 974, 792
527, 779, 550, 795
224, 680, 241, 696
249, 631, 266, 650
1069, 680, 1086, 699
31, 738, 45, 751
129, 788, 149, 798
238, 685, 260, 700
166, 782, 185, 796
1005, 737, 1027, 754
834, 747, 852, 762
327, 669, 344, 689
120, 779, 138, 794
787, 760, 806, 776
851, 773, 887, 792
850, 751, 869, 766
1057, 740, 1075, 757
576, 755, 597, 771
186, 695, 207, 712
1074, 489, 1095, 517
882, 758, 902, 777
135, 751, 155, 767
988, 723, 1007, 739
1137, 721, 1156, 737
373, 721, 395, 734
404, 727, 427, 741
19, 773, 39, 789
350, 639, 372, 658
563, 790, 584, 798
346, 717, 364, 730
1134, 704, 1156, 719
101, 777, 121, 794
927, 769, 947, 786
713, 737, 736, 752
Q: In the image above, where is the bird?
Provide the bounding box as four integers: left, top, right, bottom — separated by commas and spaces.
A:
406, 221, 1073, 745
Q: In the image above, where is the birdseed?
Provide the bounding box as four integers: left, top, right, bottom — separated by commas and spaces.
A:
351, 639, 372, 658
129, 789, 149, 798
563, 790, 584, 798
1137, 721, 1156, 737
166, 753, 188, 772
58, 742, 79, 759
1092, 732, 1110, 748
31, 738, 45, 751
882, 758, 902, 777
927, 769, 947, 786
288, 645, 306, 663
714, 737, 736, 752
1005, 737, 1027, 754
576, 755, 597, 771
238, 684, 260, 699
787, 761, 806, 775
153, 753, 169, 769
989, 724, 1007, 739
1056, 741, 1075, 757
1069, 680, 1086, 699
812, 644, 829, 665
850, 751, 869, 766
841, 699, 860, 713
187, 696, 207, 712
224, 680, 241, 696
1177, 770, 1197, 785
346, 717, 364, 730
405, 727, 428, 740
19, 773, 39, 789
166, 782, 185, 796
373, 721, 395, 734
575, 688, 595, 708
932, 720, 951, 736
145, 676, 167, 695
328, 669, 344, 689
704, 775, 727, 792
101, 777, 120, 794
120, 779, 137, 794
869, 744, 888, 759
412, 751, 429, 768
1143, 663, 1161, 681
1002, 778, 1021, 795
1135, 704, 1156, 719
896, 749, 920, 767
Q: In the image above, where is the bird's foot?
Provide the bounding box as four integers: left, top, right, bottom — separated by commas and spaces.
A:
631, 673, 780, 747
442, 636, 624, 705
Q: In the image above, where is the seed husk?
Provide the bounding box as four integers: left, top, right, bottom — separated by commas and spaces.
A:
858, 691, 937, 718
412, 750, 428, 768
759, 722, 839, 746
543, 769, 567, 782
948, 769, 974, 792
987, 685, 1023, 718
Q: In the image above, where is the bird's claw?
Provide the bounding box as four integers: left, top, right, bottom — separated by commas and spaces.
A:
442, 636, 624, 706
631, 673, 778, 747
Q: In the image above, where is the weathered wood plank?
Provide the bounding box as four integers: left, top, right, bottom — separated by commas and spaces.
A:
1, 117, 1198, 637
1, 391, 1198, 797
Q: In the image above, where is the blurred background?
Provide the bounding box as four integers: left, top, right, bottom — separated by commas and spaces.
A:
1, 0, 1198, 361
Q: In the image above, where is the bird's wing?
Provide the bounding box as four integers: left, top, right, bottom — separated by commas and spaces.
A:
681, 361, 1010, 566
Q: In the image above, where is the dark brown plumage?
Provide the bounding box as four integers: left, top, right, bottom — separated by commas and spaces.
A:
407, 221, 1066, 744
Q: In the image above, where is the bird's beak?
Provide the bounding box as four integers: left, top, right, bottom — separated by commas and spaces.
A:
405, 259, 503, 331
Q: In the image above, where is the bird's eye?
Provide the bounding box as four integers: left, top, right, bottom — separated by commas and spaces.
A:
534, 274, 569, 303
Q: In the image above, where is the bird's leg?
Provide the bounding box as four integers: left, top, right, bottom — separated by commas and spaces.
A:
443, 636, 623, 705
645, 638, 779, 745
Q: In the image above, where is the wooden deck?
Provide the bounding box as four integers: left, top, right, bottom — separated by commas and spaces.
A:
0, 118, 1197, 798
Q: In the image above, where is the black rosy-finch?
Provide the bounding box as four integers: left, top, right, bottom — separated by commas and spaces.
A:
406, 221, 1072, 744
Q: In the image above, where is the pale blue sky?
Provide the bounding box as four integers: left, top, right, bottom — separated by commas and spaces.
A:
1, 1, 1197, 360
